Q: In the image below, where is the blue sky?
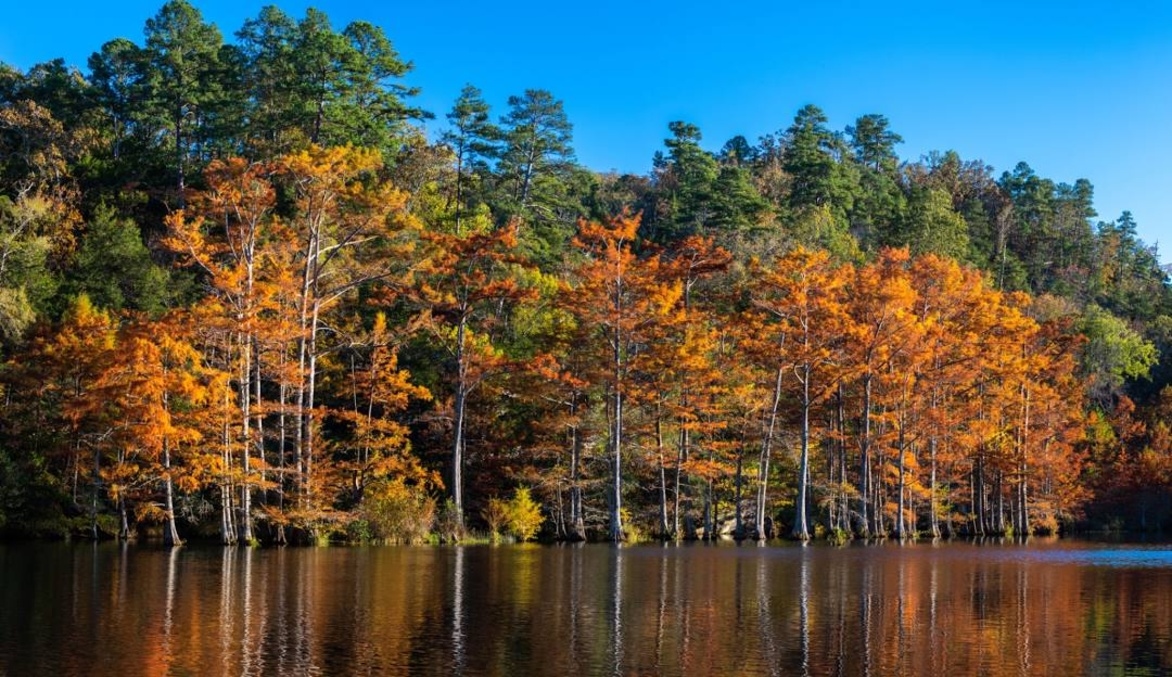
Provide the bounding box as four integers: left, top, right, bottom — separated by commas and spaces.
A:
4, 1, 1172, 255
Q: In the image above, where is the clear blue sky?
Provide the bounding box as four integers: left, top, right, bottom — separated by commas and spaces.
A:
4, 1, 1172, 255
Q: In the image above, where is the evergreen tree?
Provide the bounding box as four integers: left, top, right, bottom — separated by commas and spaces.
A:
847, 114, 904, 249
141, 0, 225, 201
493, 89, 578, 264
648, 121, 718, 241
782, 104, 859, 254
442, 84, 499, 234
234, 5, 300, 156
889, 185, 970, 261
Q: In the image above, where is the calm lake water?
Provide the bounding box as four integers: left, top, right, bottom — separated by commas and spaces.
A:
3, 538, 1172, 675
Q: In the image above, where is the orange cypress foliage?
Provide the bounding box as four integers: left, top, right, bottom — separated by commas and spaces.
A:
842, 248, 922, 536
909, 254, 989, 535
635, 236, 732, 538
523, 346, 595, 541
278, 145, 410, 531
1017, 312, 1086, 532
165, 147, 416, 541
565, 212, 681, 541
90, 311, 220, 543
406, 220, 536, 532
745, 246, 853, 539
20, 296, 117, 537
326, 312, 434, 505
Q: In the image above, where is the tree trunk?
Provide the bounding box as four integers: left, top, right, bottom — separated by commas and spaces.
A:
896, 404, 907, 539
1019, 384, 1031, 535
756, 367, 784, 540
703, 478, 714, 540
305, 299, 320, 526
995, 469, 1005, 535
253, 342, 266, 506
118, 495, 130, 541
673, 404, 689, 538
451, 315, 468, 531
837, 388, 848, 533
610, 383, 624, 542
162, 430, 181, 547
221, 403, 237, 545
897, 439, 907, 539
239, 332, 254, 544
792, 365, 812, 541
656, 408, 669, 539
859, 374, 873, 538
734, 444, 744, 540
929, 438, 940, 539
295, 256, 312, 509
454, 144, 465, 236
973, 455, 985, 536
568, 416, 585, 541
91, 444, 101, 540
174, 108, 186, 207
609, 315, 624, 542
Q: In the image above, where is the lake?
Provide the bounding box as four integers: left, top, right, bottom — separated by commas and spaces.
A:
2, 538, 1172, 675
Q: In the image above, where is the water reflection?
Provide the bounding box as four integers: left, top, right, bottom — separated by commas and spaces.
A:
452, 544, 465, 674
4, 540, 1172, 675
611, 545, 623, 676
799, 546, 809, 677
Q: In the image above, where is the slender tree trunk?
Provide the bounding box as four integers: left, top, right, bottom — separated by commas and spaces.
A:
174, 109, 186, 207
897, 436, 907, 539
929, 437, 940, 539
313, 93, 324, 145
974, 454, 985, 536
451, 315, 468, 531
239, 332, 254, 544
827, 418, 836, 531
276, 366, 288, 545
610, 377, 624, 542
253, 343, 265, 506
656, 407, 669, 538
91, 444, 101, 540
278, 378, 288, 510
162, 388, 181, 547
1019, 384, 1031, 535
734, 441, 745, 540
792, 365, 812, 541
837, 388, 848, 533
996, 470, 1005, 534
295, 267, 312, 509
454, 146, 465, 236
757, 367, 784, 540
609, 299, 624, 541
703, 476, 714, 539
895, 395, 908, 539
519, 145, 537, 208
163, 442, 181, 547
294, 222, 322, 533
221, 394, 237, 545
305, 299, 321, 528
859, 374, 873, 538
118, 495, 130, 541
568, 413, 585, 541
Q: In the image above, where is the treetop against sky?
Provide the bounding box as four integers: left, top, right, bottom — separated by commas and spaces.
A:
3, 0, 1172, 254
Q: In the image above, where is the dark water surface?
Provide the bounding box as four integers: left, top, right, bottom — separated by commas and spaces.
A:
3, 538, 1172, 675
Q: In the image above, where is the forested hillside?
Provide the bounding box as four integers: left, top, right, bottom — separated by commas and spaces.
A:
1, 1, 1170, 543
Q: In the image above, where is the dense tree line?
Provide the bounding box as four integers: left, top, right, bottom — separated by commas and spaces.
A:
1, 1, 1170, 543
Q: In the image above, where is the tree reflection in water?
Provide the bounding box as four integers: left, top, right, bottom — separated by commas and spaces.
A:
3, 540, 1172, 675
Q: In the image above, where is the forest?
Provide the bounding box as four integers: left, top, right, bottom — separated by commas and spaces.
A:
1, 1, 1170, 544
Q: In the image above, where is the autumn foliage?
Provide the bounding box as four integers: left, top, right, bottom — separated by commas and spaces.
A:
0, 175, 1099, 543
